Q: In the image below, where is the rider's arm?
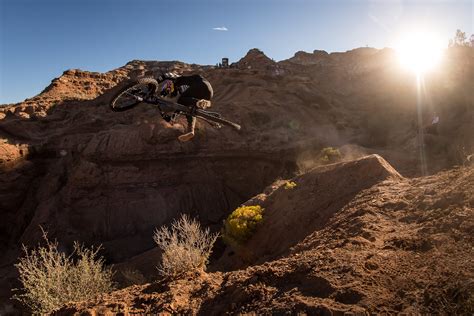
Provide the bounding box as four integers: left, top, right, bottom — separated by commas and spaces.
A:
176, 96, 200, 107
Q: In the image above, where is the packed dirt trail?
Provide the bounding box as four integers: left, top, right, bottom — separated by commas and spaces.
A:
0, 46, 473, 314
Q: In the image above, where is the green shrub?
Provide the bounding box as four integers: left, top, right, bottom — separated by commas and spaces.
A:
153, 214, 219, 277
284, 181, 297, 190
14, 232, 114, 314
319, 147, 342, 164
223, 205, 264, 245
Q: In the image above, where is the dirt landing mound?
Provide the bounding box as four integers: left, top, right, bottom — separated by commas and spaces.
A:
217, 154, 403, 269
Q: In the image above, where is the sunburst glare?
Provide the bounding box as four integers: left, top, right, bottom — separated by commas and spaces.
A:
396, 32, 445, 75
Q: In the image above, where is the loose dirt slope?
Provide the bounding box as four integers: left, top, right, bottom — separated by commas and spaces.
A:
56, 156, 473, 315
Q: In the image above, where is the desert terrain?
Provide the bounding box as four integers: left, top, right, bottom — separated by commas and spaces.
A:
0, 46, 473, 314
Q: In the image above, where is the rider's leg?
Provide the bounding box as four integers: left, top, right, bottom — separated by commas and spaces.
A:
176, 82, 211, 142
178, 115, 196, 142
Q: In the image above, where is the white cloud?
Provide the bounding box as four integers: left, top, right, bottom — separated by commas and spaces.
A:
213, 26, 228, 31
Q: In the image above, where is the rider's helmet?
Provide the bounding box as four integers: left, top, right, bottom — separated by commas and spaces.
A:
157, 72, 178, 81
158, 72, 178, 97
160, 79, 175, 97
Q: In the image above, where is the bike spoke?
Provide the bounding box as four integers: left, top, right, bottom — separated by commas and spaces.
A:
110, 79, 159, 111
123, 91, 141, 99
114, 86, 150, 108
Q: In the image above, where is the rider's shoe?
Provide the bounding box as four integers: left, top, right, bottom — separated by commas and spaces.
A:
178, 132, 195, 142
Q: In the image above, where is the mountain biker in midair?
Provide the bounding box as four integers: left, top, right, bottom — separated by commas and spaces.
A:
157, 73, 213, 142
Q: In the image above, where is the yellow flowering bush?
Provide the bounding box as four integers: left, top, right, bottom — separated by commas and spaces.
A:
284, 181, 297, 190
223, 205, 264, 244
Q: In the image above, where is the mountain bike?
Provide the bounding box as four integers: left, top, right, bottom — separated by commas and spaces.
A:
109, 78, 241, 130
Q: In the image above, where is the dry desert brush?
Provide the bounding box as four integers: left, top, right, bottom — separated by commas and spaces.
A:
319, 147, 342, 164
14, 231, 114, 314
153, 214, 219, 277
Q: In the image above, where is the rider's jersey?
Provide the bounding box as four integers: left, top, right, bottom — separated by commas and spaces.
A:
169, 75, 213, 108
173, 75, 213, 100
158, 73, 213, 106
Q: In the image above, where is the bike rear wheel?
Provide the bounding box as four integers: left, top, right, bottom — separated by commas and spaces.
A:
110, 78, 159, 112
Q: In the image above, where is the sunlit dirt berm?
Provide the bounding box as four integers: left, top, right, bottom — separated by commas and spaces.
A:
0, 46, 473, 314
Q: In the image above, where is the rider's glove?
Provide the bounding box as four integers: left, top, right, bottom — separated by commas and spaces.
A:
196, 99, 211, 109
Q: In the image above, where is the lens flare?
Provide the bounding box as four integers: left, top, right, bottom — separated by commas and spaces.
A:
396, 32, 445, 74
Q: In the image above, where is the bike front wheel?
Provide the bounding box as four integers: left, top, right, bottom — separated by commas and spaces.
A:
110, 78, 159, 112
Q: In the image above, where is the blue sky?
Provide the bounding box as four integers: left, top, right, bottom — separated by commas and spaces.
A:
1, 0, 472, 104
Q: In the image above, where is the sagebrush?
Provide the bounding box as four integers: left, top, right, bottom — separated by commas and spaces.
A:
14, 232, 114, 314
153, 214, 219, 277
319, 147, 342, 164
222, 205, 264, 245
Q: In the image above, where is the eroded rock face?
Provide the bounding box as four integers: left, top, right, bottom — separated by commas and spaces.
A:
236, 48, 277, 71
20, 153, 294, 262
286, 49, 330, 65
42, 69, 122, 101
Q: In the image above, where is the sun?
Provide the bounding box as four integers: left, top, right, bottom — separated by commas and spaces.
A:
396, 32, 445, 75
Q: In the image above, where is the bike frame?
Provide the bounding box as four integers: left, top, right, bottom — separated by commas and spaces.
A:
123, 92, 241, 131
